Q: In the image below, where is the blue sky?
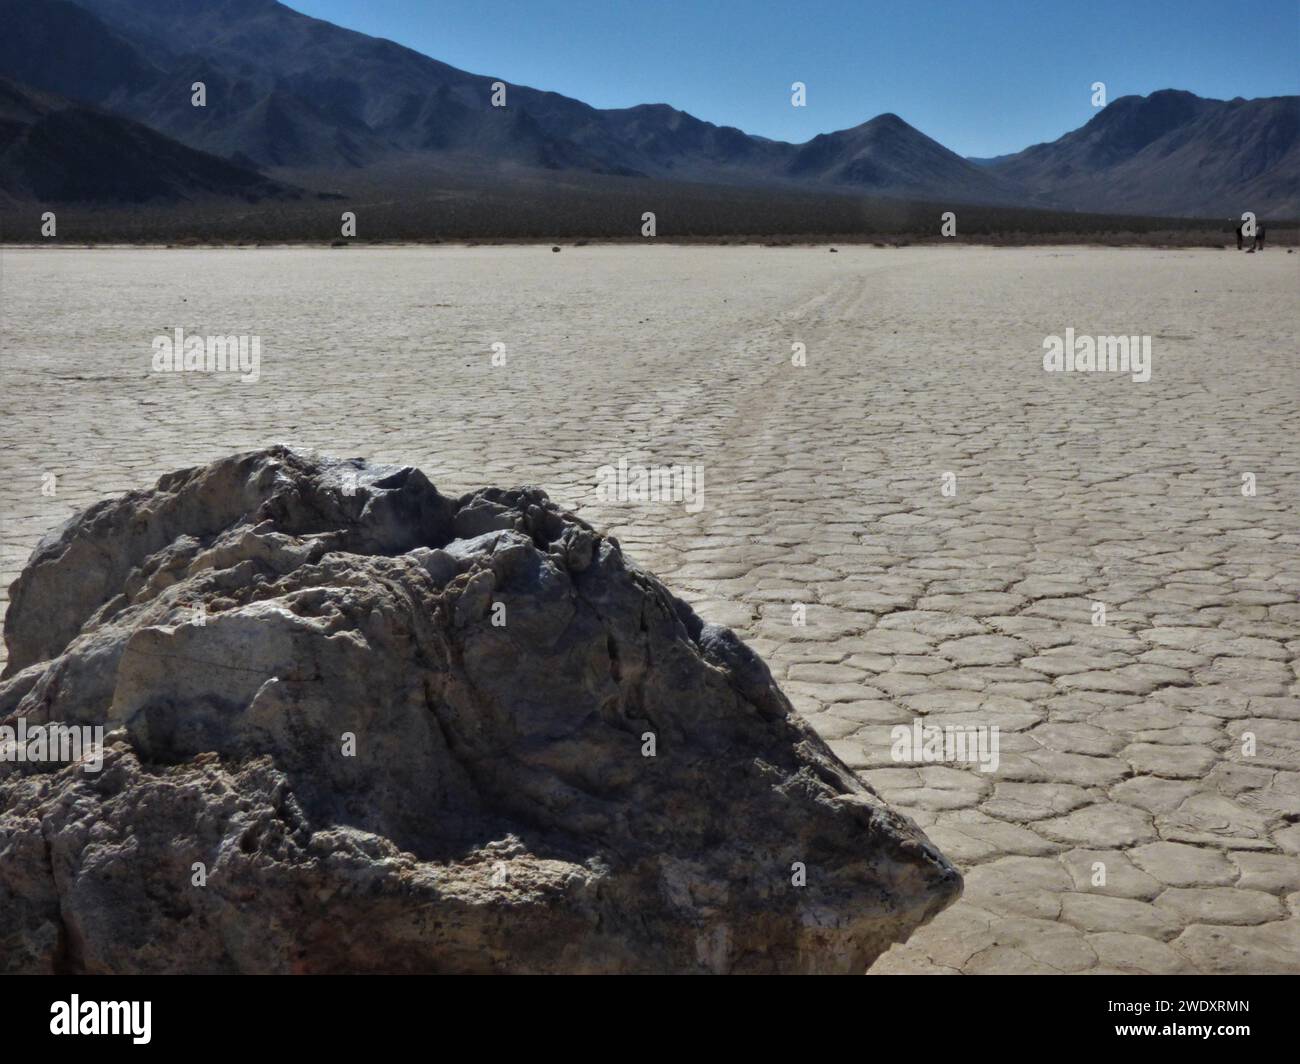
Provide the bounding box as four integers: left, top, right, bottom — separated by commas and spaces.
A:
289, 0, 1300, 157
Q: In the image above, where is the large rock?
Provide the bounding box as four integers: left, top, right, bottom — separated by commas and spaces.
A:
0, 447, 960, 973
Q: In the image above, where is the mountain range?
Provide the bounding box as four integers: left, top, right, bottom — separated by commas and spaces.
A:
1, 0, 1296, 218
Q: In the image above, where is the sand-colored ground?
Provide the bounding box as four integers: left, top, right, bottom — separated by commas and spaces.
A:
2, 244, 1298, 973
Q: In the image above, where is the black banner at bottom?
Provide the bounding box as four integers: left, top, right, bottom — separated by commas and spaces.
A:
1, 974, 1292, 1051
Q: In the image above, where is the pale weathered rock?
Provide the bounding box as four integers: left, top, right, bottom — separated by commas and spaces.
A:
0, 447, 960, 974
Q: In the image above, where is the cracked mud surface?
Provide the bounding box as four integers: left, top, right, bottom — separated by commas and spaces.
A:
2, 244, 1297, 973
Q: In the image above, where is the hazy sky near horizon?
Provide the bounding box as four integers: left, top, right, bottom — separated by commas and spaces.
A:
288, 0, 1300, 156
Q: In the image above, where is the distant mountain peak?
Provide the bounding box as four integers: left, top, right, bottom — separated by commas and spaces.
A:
986, 88, 1299, 216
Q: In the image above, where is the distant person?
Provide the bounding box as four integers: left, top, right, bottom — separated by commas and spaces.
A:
1235, 221, 1244, 250
1256, 222, 1266, 251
